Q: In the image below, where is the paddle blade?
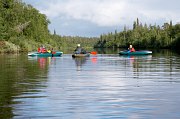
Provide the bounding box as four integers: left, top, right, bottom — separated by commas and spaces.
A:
52, 51, 56, 54
90, 51, 97, 55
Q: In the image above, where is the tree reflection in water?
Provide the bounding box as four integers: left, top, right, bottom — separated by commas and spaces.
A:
0, 55, 50, 119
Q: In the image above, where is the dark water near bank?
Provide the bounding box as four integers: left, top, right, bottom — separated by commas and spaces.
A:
0, 49, 180, 119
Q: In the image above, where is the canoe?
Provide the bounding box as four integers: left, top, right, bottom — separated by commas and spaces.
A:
72, 53, 90, 58
119, 50, 152, 55
28, 51, 63, 57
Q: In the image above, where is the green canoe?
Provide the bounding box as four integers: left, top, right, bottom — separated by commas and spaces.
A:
28, 51, 63, 57
72, 53, 90, 58
119, 50, 152, 55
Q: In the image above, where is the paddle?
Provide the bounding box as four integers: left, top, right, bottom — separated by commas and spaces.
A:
52, 51, 56, 54
90, 51, 97, 55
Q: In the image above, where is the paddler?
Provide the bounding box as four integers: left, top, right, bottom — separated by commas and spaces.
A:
128, 44, 135, 52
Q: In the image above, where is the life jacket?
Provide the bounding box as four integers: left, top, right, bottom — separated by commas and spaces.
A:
131, 48, 135, 52
47, 50, 51, 53
38, 48, 41, 52
42, 48, 47, 53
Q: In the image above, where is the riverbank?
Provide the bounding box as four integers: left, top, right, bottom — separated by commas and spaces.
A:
0, 41, 20, 53
0, 40, 95, 54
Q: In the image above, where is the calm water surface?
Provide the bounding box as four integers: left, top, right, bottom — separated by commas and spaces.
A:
0, 50, 180, 119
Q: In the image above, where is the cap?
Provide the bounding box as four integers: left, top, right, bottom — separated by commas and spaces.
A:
130, 45, 132, 48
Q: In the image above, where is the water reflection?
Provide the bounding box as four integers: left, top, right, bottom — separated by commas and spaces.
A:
1, 50, 180, 119
28, 56, 56, 69
95, 48, 120, 54
72, 57, 88, 71
0, 55, 50, 119
121, 55, 153, 79
91, 57, 98, 64
119, 54, 180, 82
122, 55, 152, 67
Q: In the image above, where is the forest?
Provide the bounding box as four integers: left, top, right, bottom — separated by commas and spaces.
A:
0, 0, 180, 53
0, 0, 98, 53
95, 18, 180, 51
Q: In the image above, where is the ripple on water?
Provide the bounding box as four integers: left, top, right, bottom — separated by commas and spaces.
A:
1, 54, 180, 119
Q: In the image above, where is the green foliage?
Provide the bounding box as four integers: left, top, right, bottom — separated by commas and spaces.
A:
0, 0, 98, 53
170, 24, 180, 50
3, 0, 180, 53
0, 0, 51, 52
50, 35, 98, 50
0, 41, 20, 53
95, 19, 180, 50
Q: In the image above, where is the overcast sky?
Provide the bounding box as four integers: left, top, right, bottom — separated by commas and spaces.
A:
22, 0, 180, 37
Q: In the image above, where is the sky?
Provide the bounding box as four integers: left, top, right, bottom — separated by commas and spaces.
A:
22, 0, 180, 37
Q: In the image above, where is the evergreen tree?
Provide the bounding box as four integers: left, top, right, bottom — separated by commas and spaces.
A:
95, 19, 180, 50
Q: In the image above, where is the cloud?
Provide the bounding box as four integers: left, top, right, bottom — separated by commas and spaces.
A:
39, 0, 180, 27
40, 0, 125, 26
23, 0, 180, 36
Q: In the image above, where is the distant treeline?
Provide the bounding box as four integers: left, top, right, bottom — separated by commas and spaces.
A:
0, 0, 98, 53
94, 18, 180, 50
1, 0, 180, 53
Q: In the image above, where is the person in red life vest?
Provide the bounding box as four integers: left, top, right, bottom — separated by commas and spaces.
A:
128, 45, 135, 52
38, 45, 47, 53
38, 46, 43, 53
42, 46, 47, 53
38, 47, 41, 53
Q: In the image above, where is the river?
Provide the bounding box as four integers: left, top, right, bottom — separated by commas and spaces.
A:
0, 49, 180, 119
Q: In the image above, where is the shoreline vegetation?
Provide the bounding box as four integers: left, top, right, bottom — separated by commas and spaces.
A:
95, 18, 180, 51
0, 0, 98, 53
0, 0, 180, 53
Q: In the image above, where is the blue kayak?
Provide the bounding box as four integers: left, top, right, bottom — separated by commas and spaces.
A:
119, 50, 152, 55
28, 51, 63, 57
